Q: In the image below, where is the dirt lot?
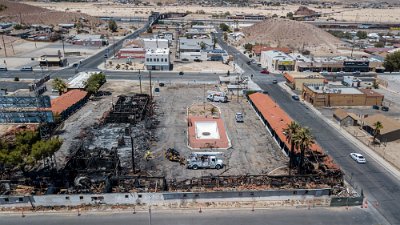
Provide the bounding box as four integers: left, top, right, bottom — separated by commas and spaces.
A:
173, 61, 233, 73
149, 83, 287, 180
26, 2, 400, 23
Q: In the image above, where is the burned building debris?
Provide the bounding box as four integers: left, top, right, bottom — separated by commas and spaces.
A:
104, 94, 150, 124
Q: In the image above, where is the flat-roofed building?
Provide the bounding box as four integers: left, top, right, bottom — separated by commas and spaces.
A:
143, 38, 169, 50
302, 84, 384, 107
260, 50, 294, 72
283, 71, 326, 91
145, 48, 170, 71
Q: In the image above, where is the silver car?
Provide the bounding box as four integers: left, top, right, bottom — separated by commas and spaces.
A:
350, 153, 366, 163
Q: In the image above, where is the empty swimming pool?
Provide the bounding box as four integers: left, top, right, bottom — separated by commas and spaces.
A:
195, 121, 220, 139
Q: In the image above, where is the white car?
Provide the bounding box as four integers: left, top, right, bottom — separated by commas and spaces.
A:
350, 153, 366, 163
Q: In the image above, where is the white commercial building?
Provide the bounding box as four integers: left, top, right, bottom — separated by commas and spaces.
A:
260, 50, 295, 72
143, 38, 169, 50
179, 37, 213, 53
145, 48, 170, 71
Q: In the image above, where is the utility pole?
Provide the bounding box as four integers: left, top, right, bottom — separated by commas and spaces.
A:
149, 70, 152, 99
236, 76, 240, 103
203, 83, 206, 110
1, 35, 7, 57
139, 72, 142, 94
130, 131, 136, 173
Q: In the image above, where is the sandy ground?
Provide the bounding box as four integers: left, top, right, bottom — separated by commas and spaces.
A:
150, 83, 286, 180
25, 2, 400, 23
0, 37, 121, 69
173, 61, 233, 73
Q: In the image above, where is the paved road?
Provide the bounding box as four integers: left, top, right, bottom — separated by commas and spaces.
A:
215, 31, 400, 225
0, 70, 226, 83
0, 208, 384, 225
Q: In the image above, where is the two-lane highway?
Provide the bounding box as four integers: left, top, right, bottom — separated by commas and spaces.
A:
215, 31, 400, 225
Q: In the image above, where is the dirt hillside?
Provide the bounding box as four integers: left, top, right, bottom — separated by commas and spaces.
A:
241, 18, 342, 55
0, 0, 101, 26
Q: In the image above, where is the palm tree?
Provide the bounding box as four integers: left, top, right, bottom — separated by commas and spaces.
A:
52, 78, 67, 96
283, 121, 300, 174
373, 121, 383, 144
293, 127, 315, 175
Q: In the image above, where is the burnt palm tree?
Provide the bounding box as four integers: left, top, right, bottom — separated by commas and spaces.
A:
283, 121, 300, 174
293, 127, 315, 175
373, 121, 383, 144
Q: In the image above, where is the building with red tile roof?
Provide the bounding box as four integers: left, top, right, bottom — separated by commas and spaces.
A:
50, 89, 89, 120
248, 92, 339, 171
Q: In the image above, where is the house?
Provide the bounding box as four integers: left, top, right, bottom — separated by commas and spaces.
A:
260, 50, 295, 71
145, 48, 170, 71
38, 55, 67, 67
179, 37, 213, 53
302, 84, 384, 107
361, 114, 400, 142
333, 109, 359, 126
72, 34, 108, 47
283, 72, 326, 91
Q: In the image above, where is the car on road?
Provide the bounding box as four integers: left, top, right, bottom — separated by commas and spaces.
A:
0, 66, 7, 71
381, 106, 389, 111
272, 79, 278, 84
235, 112, 244, 123
319, 70, 328, 75
179, 71, 184, 75
372, 105, 380, 110
350, 153, 366, 163
260, 69, 269, 74
20, 66, 33, 71
291, 95, 300, 101
352, 71, 361, 75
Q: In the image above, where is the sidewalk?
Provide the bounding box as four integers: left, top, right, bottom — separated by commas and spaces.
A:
278, 82, 400, 181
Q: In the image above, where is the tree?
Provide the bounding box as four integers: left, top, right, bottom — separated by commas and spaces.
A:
85, 72, 106, 94
356, 31, 368, 39
223, 32, 228, 41
272, 14, 278, 18
286, 12, 294, 20
52, 78, 67, 96
108, 20, 118, 33
244, 43, 253, 52
283, 121, 300, 174
200, 41, 207, 50
384, 51, 400, 72
372, 121, 383, 144
293, 127, 314, 174
219, 23, 231, 32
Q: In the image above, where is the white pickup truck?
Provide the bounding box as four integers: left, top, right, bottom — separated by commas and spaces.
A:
187, 152, 224, 170
207, 94, 228, 103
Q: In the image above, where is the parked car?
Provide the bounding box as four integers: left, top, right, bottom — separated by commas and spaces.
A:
381, 106, 389, 111
179, 71, 184, 75
350, 153, 366, 164
20, 66, 33, 71
0, 66, 7, 71
291, 95, 300, 101
352, 71, 361, 75
272, 79, 278, 84
319, 70, 328, 75
372, 105, 380, 110
260, 69, 269, 74
235, 112, 244, 123
194, 59, 202, 62
246, 61, 251, 65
